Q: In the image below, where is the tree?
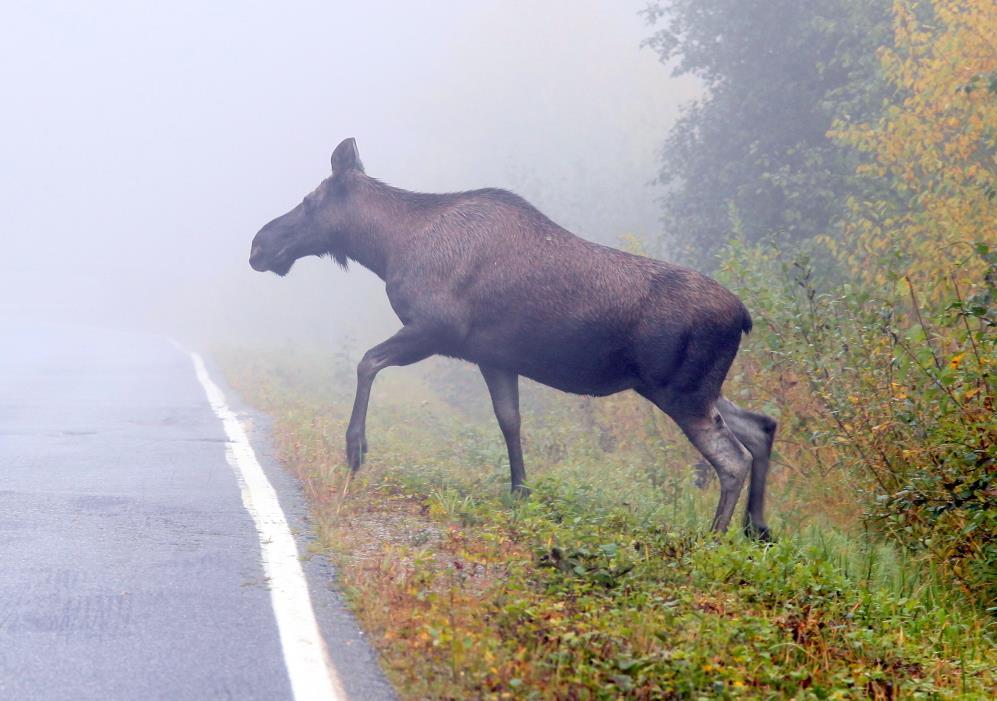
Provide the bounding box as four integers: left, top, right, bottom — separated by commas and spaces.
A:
643, 0, 891, 267
829, 0, 997, 297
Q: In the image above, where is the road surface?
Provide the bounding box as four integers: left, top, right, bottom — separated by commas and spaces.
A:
0, 321, 394, 701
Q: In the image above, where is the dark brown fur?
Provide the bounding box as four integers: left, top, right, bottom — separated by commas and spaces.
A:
250, 139, 776, 536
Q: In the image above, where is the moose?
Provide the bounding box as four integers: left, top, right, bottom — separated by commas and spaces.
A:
250, 138, 777, 537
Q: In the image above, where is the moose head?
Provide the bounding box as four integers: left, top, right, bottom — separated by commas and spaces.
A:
249, 138, 365, 276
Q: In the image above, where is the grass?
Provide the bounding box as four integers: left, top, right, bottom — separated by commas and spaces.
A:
219, 347, 995, 699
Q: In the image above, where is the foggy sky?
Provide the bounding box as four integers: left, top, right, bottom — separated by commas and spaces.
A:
0, 1, 698, 346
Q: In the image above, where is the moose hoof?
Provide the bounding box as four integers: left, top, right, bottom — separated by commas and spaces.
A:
744, 523, 773, 543
345, 433, 366, 472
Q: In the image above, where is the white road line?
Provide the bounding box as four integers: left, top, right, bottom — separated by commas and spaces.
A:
184, 348, 347, 701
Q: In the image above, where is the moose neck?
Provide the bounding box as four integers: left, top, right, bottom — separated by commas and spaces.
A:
334, 179, 433, 280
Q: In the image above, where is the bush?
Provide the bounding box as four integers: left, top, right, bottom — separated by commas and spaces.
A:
718, 239, 995, 605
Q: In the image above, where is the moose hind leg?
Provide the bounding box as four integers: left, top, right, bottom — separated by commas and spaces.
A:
480, 365, 528, 495
717, 398, 777, 540
667, 404, 752, 532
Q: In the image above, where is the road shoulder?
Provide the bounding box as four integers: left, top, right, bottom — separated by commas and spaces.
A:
199, 353, 397, 701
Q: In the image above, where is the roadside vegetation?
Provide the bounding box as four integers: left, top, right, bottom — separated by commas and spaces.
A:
221, 0, 993, 697
222, 347, 992, 699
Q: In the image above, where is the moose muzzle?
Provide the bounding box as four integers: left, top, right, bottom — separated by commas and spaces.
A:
249, 242, 268, 272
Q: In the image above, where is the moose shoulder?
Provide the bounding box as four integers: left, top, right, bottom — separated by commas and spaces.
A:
249, 137, 777, 538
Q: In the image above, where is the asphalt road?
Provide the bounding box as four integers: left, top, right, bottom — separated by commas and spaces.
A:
0, 321, 394, 701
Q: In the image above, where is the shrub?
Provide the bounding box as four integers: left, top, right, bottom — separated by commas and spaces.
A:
718, 239, 995, 604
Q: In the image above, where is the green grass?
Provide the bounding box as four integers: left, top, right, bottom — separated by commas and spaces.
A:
220, 347, 994, 699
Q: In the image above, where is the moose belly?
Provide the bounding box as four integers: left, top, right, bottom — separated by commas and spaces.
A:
461, 326, 639, 396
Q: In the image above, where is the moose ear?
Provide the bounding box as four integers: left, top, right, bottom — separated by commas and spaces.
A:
331, 137, 363, 174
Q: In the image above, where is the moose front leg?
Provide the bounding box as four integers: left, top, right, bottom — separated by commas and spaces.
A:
346, 326, 436, 471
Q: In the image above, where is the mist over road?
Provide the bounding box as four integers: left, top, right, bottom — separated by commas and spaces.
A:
0, 321, 392, 700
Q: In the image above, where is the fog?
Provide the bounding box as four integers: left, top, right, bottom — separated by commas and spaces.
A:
1, 1, 697, 348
